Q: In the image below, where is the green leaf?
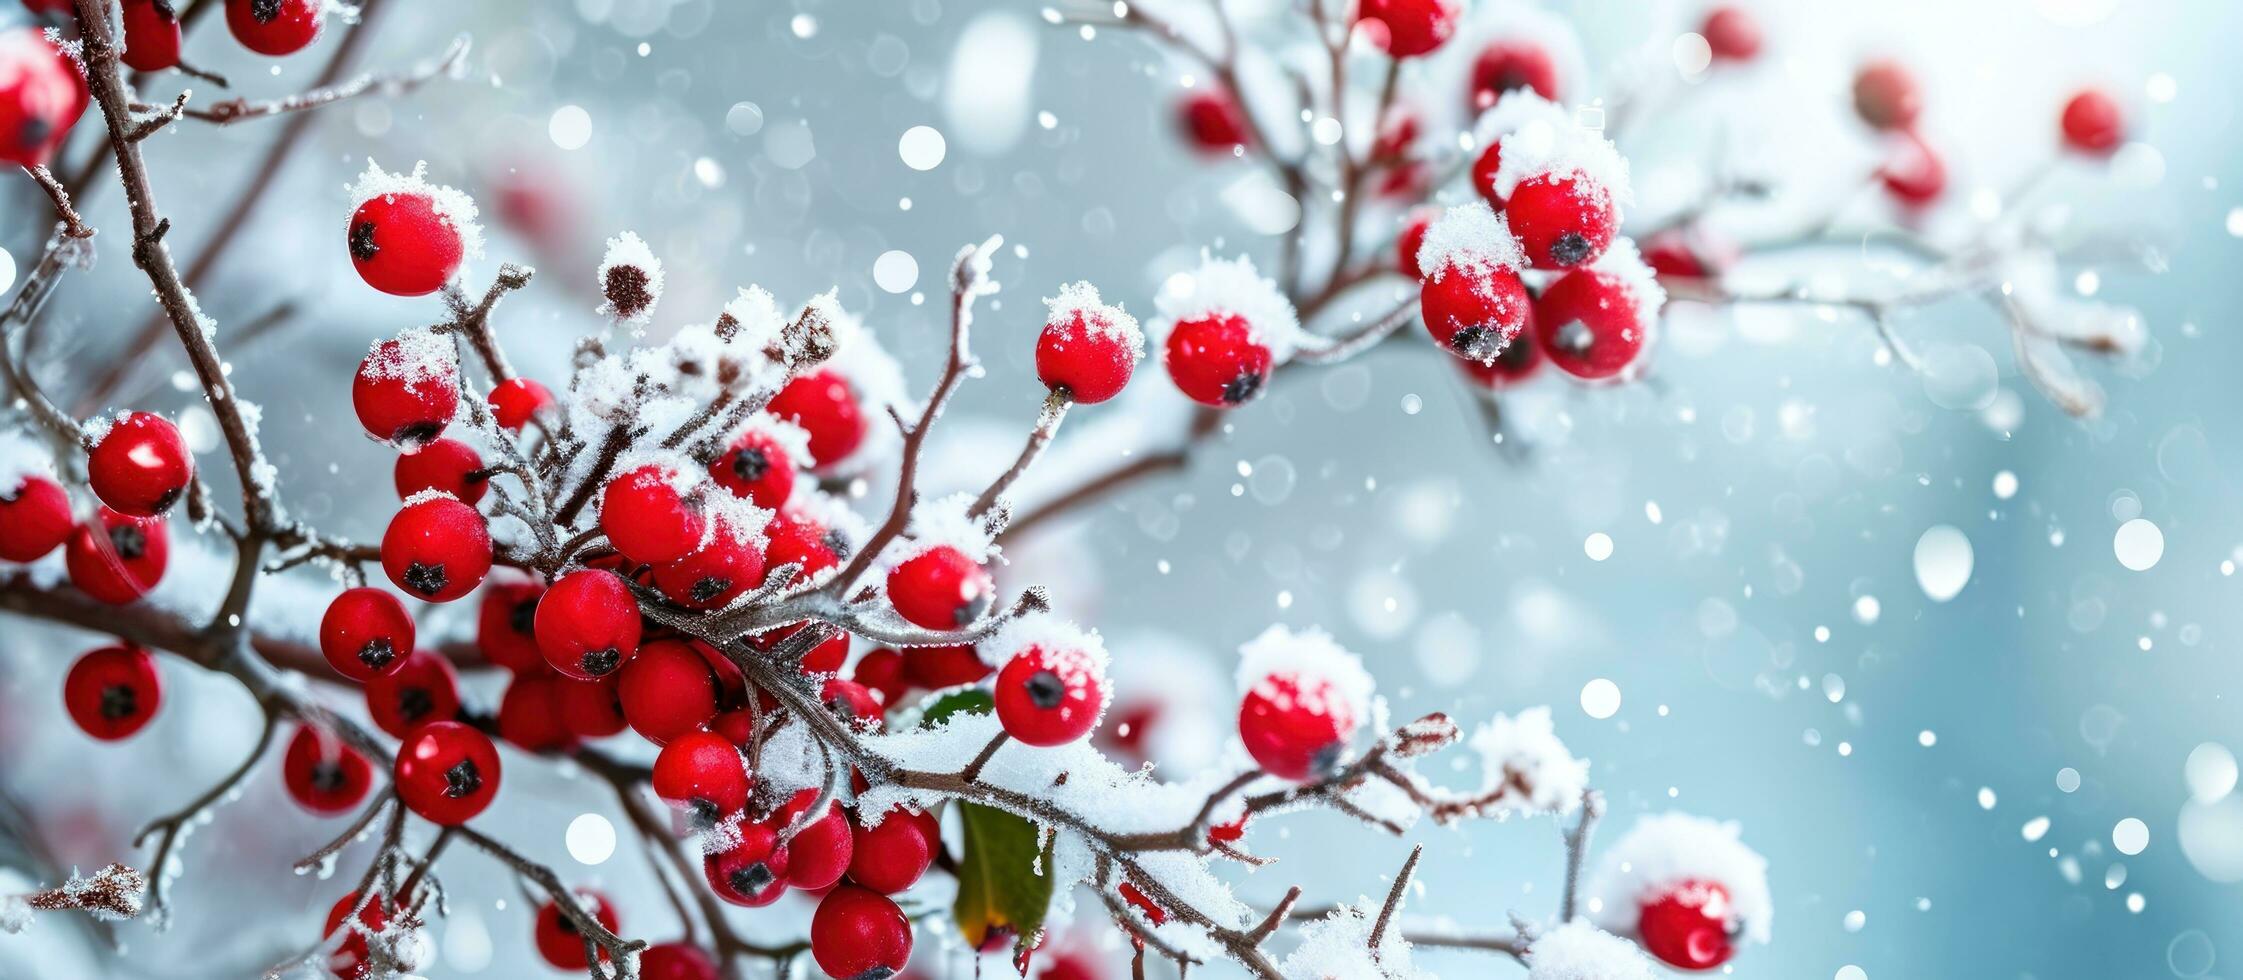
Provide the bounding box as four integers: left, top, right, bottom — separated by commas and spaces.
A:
952, 798, 1054, 953
919, 688, 994, 729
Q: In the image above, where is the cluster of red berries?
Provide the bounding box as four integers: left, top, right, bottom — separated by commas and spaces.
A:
1850, 56, 2131, 209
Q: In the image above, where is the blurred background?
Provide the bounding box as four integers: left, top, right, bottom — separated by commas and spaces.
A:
2, 0, 2239, 977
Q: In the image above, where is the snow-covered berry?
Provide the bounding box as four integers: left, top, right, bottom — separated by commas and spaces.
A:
1234, 626, 1373, 781
322, 892, 389, 980
1417, 202, 1533, 362
1037, 282, 1144, 404
990, 619, 1111, 747
596, 231, 665, 324
65, 508, 169, 605
1506, 173, 1617, 269
1458, 319, 1543, 388
766, 369, 868, 471
654, 518, 769, 611
392, 437, 486, 505
85, 411, 192, 517
535, 568, 644, 681
1159, 254, 1299, 407
1354, 0, 1460, 58
703, 817, 789, 907
487, 377, 555, 431
381, 493, 491, 602
225, 0, 323, 55
63, 644, 161, 740
1587, 812, 1772, 969
708, 418, 803, 509
347, 161, 480, 296
353, 330, 461, 448
600, 463, 707, 566
1533, 245, 1663, 381
886, 544, 995, 631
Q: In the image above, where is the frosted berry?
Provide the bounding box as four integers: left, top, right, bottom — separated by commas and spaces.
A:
64, 645, 161, 740
1037, 288, 1144, 405
811, 885, 912, 980
1852, 59, 1922, 132
322, 892, 389, 980
1535, 270, 1653, 380
853, 647, 908, 707
600, 464, 707, 566
65, 508, 169, 605
394, 719, 499, 825
764, 507, 846, 583
381, 494, 491, 602
709, 426, 798, 508
364, 648, 461, 738
498, 671, 578, 753
283, 725, 374, 815
1458, 318, 1543, 389
319, 587, 415, 682
640, 942, 721, 980
617, 638, 718, 744
0, 474, 72, 562
393, 438, 486, 506
653, 522, 767, 611
905, 643, 990, 689
2060, 88, 2124, 155
120, 0, 183, 71
226, 0, 323, 55
1700, 7, 1760, 63
886, 545, 995, 630
472, 579, 545, 672
1638, 879, 1737, 971
1469, 139, 1507, 208
652, 730, 752, 826
1396, 207, 1437, 280
768, 369, 867, 470
1165, 314, 1273, 407
821, 677, 883, 731
994, 644, 1108, 747
1354, 0, 1459, 58
779, 789, 855, 890
349, 191, 466, 296
0, 29, 88, 168
555, 675, 629, 738
1506, 174, 1617, 269
1468, 40, 1560, 111
487, 377, 554, 431
536, 568, 643, 680
847, 807, 940, 895
86, 411, 192, 517
1178, 89, 1249, 153
535, 891, 620, 970
353, 337, 460, 448
1877, 130, 1946, 207
1239, 673, 1357, 781
1421, 264, 1532, 362
703, 816, 790, 907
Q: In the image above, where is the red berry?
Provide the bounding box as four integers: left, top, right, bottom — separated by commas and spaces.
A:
119, 0, 183, 71
1640, 230, 1717, 280
65, 507, 169, 605
994, 644, 1108, 747
381, 494, 491, 602
693, 639, 752, 710
0, 474, 73, 562
2061, 88, 2124, 155
393, 438, 486, 506
1119, 880, 1168, 925
905, 643, 990, 689
1396, 208, 1437, 280
601, 464, 707, 566
534, 891, 620, 970
393, 719, 499, 825
652, 730, 752, 825
475, 578, 546, 673
1852, 59, 1922, 132
752, 623, 852, 676
778, 789, 855, 890
486, 377, 554, 431
768, 368, 867, 470
709, 424, 799, 509
847, 807, 939, 895
1468, 139, 1507, 209
63, 644, 161, 740
1239, 673, 1357, 781
853, 647, 909, 707
654, 521, 767, 611
1421, 263, 1532, 362
282, 724, 374, 815
0, 29, 87, 168
703, 816, 790, 907
820, 677, 884, 731
1353, 0, 1458, 58
1877, 129, 1947, 207
353, 334, 460, 448
1700, 7, 1760, 62
1099, 700, 1161, 765
1535, 269, 1655, 380
640, 942, 721, 980
322, 891, 389, 980
1468, 40, 1560, 111
1037, 284, 1143, 404
764, 507, 845, 582
363, 648, 461, 738
319, 587, 415, 682
498, 671, 579, 753
226, 0, 322, 55
813, 885, 912, 979
1164, 313, 1274, 407
617, 638, 717, 744
536, 568, 644, 680
1177, 89, 1249, 153
1458, 318, 1543, 388
349, 191, 466, 296
1037, 951, 1103, 980
1506, 174, 1617, 270
1638, 879, 1736, 970
85, 411, 192, 517
555, 675, 629, 738
886, 545, 995, 631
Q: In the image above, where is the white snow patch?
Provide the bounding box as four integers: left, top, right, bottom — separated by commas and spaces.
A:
346, 159, 484, 259
1417, 201, 1527, 283
1044, 281, 1146, 361
1467, 707, 1591, 816
1235, 625, 1375, 728
1155, 253, 1304, 361
1280, 896, 1435, 979
1525, 920, 1655, 980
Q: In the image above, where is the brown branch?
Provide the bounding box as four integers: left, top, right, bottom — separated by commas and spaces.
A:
22, 166, 93, 239
1368, 844, 1421, 961
968, 389, 1070, 519
181, 35, 470, 126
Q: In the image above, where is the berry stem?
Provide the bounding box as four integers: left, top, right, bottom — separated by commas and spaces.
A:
967, 389, 1071, 520
1558, 789, 1605, 923
180, 34, 471, 126
130, 712, 278, 924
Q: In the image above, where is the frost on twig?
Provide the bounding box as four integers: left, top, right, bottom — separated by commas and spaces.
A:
1, 864, 147, 933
